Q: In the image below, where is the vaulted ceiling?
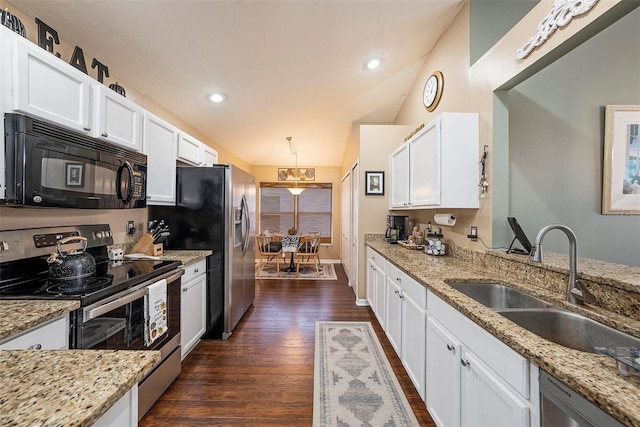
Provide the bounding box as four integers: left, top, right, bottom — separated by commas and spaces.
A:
9, 0, 464, 167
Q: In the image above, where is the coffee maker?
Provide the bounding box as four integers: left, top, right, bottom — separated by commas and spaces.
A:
385, 215, 409, 243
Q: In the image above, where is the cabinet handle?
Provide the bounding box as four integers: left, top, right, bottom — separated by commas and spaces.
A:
101, 132, 108, 137
183, 288, 188, 292
194, 268, 199, 273
83, 126, 91, 131
460, 359, 470, 367
28, 344, 42, 350
446, 344, 455, 352
394, 290, 399, 295
146, 195, 151, 199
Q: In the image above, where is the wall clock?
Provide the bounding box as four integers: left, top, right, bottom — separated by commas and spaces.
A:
423, 71, 444, 112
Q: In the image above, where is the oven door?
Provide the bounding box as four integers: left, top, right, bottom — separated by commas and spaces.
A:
74, 269, 182, 351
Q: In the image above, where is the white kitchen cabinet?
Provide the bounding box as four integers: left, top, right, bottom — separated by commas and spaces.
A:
177, 132, 203, 165
426, 316, 462, 427
427, 290, 538, 427
11, 33, 94, 134
384, 276, 403, 354
366, 247, 386, 327
93, 385, 138, 427
0, 315, 69, 350
385, 261, 427, 400
389, 143, 410, 208
143, 112, 178, 205
389, 112, 479, 209
94, 85, 143, 151
366, 249, 376, 307
202, 146, 218, 166
180, 259, 207, 359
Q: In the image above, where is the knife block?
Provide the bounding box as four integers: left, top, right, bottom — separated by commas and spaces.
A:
130, 233, 164, 256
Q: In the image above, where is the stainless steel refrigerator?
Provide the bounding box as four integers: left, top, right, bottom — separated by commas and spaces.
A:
149, 164, 256, 339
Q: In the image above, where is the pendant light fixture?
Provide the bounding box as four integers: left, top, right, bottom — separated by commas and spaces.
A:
287, 137, 304, 196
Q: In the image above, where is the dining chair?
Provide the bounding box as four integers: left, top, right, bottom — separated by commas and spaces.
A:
296, 233, 321, 276
256, 234, 283, 273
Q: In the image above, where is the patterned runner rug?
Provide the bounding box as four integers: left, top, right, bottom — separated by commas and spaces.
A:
314, 321, 419, 426
255, 262, 337, 280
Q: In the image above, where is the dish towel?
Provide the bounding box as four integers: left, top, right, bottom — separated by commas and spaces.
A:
144, 278, 168, 346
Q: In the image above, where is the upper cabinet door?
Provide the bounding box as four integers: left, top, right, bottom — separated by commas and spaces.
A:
12, 36, 93, 134
95, 85, 143, 151
143, 112, 178, 205
202, 146, 218, 167
389, 143, 410, 208
409, 119, 440, 207
177, 132, 203, 166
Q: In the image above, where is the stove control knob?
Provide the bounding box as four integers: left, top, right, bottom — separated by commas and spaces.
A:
96, 232, 104, 239
33, 195, 43, 204
0, 241, 9, 251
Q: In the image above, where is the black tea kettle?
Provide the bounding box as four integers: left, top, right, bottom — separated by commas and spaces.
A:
47, 236, 96, 281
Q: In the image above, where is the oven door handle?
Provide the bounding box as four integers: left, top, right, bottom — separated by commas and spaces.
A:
83, 269, 184, 321
85, 286, 149, 321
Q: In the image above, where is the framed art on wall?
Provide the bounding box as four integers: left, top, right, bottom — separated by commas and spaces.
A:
365, 171, 384, 195
603, 105, 640, 214
65, 162, 84, 188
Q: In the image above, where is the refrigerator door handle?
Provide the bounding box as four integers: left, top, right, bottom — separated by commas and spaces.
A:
241, 194, 250, 256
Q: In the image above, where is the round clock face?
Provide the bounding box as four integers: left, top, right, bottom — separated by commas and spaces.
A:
423, 71, 443, 112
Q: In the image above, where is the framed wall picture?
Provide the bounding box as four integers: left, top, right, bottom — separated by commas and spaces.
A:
603, 105, 640, 214
65, 162, 84, 188
365, 171, 384, 195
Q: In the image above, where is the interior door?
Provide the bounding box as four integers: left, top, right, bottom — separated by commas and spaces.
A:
350, 162, 359, 297
340, 172, 351, 279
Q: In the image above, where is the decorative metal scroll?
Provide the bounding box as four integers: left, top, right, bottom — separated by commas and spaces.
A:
516, 0, 599, 60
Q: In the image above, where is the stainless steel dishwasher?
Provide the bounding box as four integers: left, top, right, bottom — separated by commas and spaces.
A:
540, 370, 624, 427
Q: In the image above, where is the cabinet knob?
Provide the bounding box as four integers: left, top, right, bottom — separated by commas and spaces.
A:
446, 344, 455, 352
183, 288, 188, 292
460, 359, 470, 367
147, 195, 151, 199
28, 344, 42, 350
101, 132, 108, 137
394, 290, 399, 295
396, 277, 401, 282
83, 126, 91, 131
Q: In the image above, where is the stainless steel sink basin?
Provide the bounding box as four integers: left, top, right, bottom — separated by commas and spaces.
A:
449, 282, 552, 309
497, 308, 640, 353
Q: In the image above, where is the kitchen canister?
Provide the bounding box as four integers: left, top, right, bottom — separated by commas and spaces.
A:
425, 232, 445, 256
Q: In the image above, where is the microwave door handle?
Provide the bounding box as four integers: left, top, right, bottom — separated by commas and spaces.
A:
116, 161, 135, 204
84, 286, 149, 321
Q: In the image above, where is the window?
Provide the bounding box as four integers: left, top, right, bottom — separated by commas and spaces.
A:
260, 183, 332, 243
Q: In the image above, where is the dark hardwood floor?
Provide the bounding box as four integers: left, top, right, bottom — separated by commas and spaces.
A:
140, 264, 435, 426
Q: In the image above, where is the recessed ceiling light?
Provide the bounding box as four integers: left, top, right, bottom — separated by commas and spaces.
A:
365, 57, 382, 70
210, 93, 226, 103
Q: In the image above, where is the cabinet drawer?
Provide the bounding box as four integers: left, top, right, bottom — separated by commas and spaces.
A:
0, 315, 68, 350
181, 259, 207, 283
385, 262, 426, 307
428, 290, 530, 398
366, 247, 385, 270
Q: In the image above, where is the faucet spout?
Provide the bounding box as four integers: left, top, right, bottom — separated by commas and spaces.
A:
530, 224, 587, 305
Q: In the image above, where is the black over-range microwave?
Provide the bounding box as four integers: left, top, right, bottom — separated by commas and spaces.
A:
3, 113, 147, 209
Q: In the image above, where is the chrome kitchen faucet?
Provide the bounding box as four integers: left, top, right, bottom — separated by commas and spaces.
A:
530, 224, 596, 305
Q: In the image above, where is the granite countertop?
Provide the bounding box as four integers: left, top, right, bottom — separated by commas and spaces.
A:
366, 239, 640, 427
0, 300, 80, 342
161, 249, 212, 265
0, 349, 160, 427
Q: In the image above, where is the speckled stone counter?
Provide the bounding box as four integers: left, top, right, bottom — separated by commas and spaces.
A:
161, 249, 212, 265
0, 300, 80, 342
0, 349, 160, 427
366, 236, 640, 427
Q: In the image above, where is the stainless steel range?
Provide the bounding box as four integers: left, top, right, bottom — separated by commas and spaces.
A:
0, 224, 184, 419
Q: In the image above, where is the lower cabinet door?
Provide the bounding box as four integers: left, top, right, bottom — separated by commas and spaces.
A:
460, 349, 530, 427
180, 274, 207, 359
373, 265, 386, 328
426, 316, 461, 427
401, 294, 426, 401
384, 278, 402, 355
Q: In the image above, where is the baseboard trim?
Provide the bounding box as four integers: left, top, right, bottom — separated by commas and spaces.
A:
355, 298, 369, 307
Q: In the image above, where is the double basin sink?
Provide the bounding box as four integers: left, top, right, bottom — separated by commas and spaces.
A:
448, 282, 640, 353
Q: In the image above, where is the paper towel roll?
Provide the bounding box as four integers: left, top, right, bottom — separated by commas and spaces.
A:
434, 213, 456, 226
